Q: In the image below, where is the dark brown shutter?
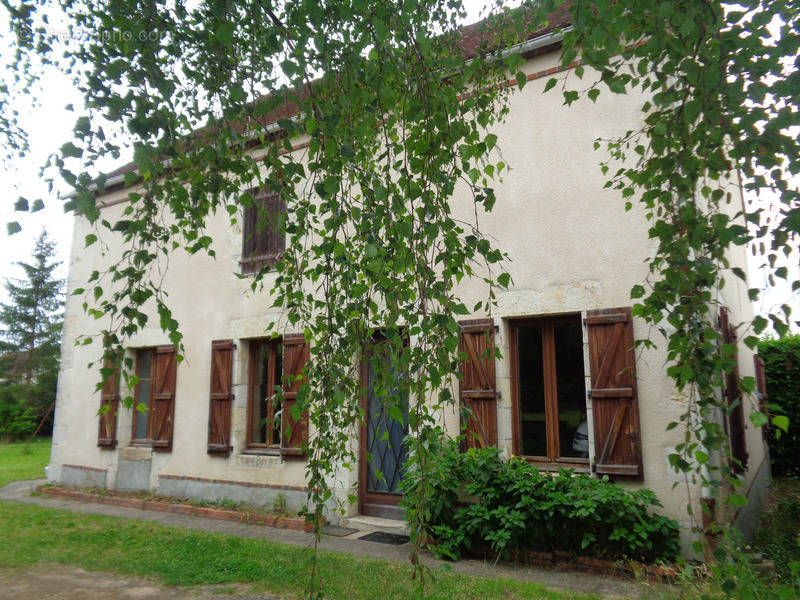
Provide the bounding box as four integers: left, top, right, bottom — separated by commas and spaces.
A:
207, 340, 234, 455
720, 307, 748, 471
241, 190, 285, 274
150, 345, 178, 451
97, 357, 119, 448
587, 307, 643, 478
281, 333, 309, 457
265, 192, 285, 257
459, 318, 497, 449
754, 353, 769, 442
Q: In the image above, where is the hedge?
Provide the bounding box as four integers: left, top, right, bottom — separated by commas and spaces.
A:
758, 335, 800, 478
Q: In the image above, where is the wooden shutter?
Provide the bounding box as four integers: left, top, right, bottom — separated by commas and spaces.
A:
241, 190, 285, 274
459, 319, 497, 449
754, 354, 769, 442
720, 307, 748, 471
207, 340, 234, 455
97, 357, 119, 448
265, 192, 285, 258
150, 345, 178, 451
281, 333, 309, 457
587, 307, 643, 478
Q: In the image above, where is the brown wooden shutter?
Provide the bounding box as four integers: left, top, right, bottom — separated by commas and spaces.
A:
459, 319, 497, 449
587, 307, 643, 478
265, 192, 285, 257
754, 353, 769, 442
97, 357, 119, 448
241, 190, 284, 274
281, 333, 309, 457
150, 345, 178, 451
207, 340, 234, 455
720, 307, 748, 471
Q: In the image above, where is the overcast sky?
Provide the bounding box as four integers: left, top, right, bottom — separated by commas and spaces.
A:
0, 3, 797, 333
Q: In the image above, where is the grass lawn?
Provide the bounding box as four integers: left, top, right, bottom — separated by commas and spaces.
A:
0, 501, 598, 600
0, 437, 51, 487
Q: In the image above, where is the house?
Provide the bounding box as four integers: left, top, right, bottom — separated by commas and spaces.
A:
47, 10, 770, 551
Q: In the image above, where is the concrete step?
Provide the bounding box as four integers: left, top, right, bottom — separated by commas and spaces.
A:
752, 559, 776, 579
341, 514, 409, 536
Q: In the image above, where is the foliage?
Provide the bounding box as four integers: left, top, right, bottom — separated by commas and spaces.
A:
752, 479, 800, 581
758, 336, 800, 478
0, 501, 598, 600
400, 437, 680, 563
0, 384, 37, 441
0, 437, 50, 487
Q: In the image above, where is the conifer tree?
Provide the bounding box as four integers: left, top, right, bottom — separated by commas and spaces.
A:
0, 230, 63, 438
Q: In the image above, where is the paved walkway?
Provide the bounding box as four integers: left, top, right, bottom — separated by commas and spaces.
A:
1, 479, 645, 598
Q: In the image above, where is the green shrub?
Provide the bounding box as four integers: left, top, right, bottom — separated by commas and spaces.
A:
758, 335, 800, 478
0, 384, 38, 440
400, 435, 680, 563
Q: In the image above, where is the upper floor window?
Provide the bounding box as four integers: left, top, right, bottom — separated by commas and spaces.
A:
240, 188, 285, 274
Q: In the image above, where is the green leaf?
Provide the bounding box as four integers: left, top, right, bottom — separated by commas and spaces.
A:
752, 316, 768, 334
749, 411, 768, 428
215, 22, 234, 47
453, 303, 469, 315
60, 141, 82, 158
772, 415, 789, 433
544, 77, 558, 92
727, 494, 748, 508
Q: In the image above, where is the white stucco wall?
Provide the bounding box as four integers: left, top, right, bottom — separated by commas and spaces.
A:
48, 46, 767, 540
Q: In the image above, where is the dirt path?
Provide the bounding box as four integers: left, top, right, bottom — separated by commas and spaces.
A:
0, 565, 280, 600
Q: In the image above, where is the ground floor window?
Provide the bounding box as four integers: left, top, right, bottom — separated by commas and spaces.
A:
132, 349, 154, 443
511, 314, 588, 463
247, 338, 283, 449
131, 346, 177, 449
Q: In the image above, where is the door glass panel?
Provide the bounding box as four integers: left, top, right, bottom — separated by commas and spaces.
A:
554, 319, 588, 458
366, 347, 408, 495
517, 325, 547, 457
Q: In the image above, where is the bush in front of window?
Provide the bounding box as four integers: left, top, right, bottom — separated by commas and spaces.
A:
400, 433, 680, 563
